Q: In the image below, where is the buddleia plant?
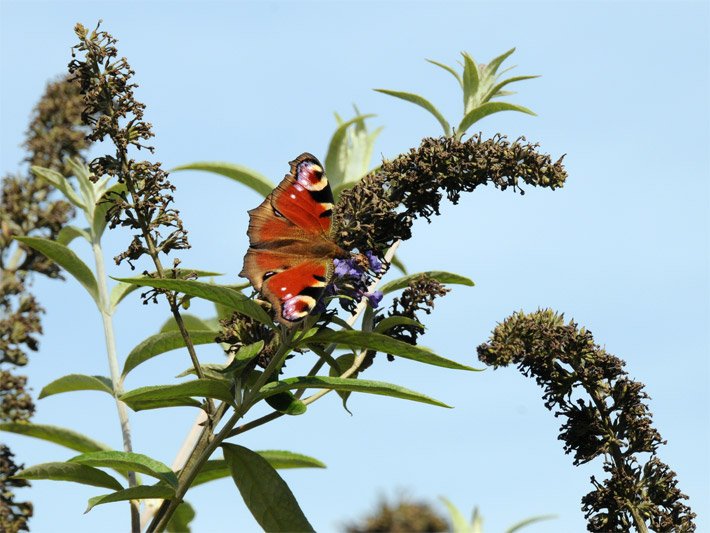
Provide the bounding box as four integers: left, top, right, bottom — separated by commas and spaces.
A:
376, 48, 538, 139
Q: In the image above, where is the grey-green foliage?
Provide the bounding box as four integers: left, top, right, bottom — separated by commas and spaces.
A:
376, 48, 538, 138
439, 497, 556, 533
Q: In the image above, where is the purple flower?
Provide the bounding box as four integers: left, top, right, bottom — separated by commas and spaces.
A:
333, 257, 363, 279
364, 250, 383, 273
364, 290, 383, 308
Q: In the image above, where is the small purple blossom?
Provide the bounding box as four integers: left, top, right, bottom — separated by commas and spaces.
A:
333, 257, 363, 279
364, 250, 383, 273
364, 290, 383, 308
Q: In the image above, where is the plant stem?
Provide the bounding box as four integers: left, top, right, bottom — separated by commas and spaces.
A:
91, 236, 140, 533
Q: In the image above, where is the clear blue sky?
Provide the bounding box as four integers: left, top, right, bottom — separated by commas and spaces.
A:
1, 1, 708, 532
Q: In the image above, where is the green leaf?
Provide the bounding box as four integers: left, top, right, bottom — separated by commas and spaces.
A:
440, 497, 471, 533
66, 158, 96, 214
390, 253, 407, 275
325, 114, 376, 189
92, 183, 126, 239
485, 47, 516, 76
192, 451, 325, 487
16, 462, 124, 491
483, 75, 539, 102
0, 423, 110, 453
120, 380, 233, 409
302, 330, 476, 371
109, 269, 221, 313
171, 162, 275, 198
113, 277, 272, 326
218, 340, 265, 377
14, 236, 99, 305
265, 390, 307, 416
109, 282, 137, 311
461, 52, 481, 113
31, 166, 85, 209
374, 316, 423, 334
426, 58, 463, 87
122, 330, 218, 378
167, 501, 196, 533
328, 353, 357, 412
124, 398, 203, 412
257, 450, 326, 470
380, 270, 474, 294
69, 451, 178, 488
457, 101, 536, 134
86, 484, 174, 513
504, 514, 557, 533
39, 374, 113, 399
260, 376, 451, 408
374, 89, 450, 135
223, 444, 315, 532
56, 225, 91, 246
159, 314, 215, 333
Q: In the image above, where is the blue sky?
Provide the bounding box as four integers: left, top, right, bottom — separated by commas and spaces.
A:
1, 1, 708, 532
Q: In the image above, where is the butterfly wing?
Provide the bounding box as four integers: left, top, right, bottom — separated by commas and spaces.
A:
240, 153, 344, 325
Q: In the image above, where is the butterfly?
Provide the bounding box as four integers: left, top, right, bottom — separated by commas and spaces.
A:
240, 153, 349, 325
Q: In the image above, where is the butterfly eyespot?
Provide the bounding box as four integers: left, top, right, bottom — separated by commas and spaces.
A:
263, 271, 277, 281
272, 206, 285, 218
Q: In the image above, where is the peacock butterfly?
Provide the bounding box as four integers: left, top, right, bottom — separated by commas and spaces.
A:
240, 153, 349, 325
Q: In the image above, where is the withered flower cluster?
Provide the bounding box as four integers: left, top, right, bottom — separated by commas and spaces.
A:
334, 134, 567, 253
0, 74, 89, 533
69, 22, 189, 268
477, 309, 696, 532
345, 495, 448, 533
384, 275, 449, 346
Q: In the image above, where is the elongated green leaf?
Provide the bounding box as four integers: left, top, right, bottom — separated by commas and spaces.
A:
17, 462, 124, 491
109, 269, 221, 312
15, 236, 99, 305
159, 314, 214, 333
167, 501, 196, 532
325, 114, 377, 188
192, 451, 325, 487
303, 330, 476, 371
260, 376, 451, 408
31, 166, 85, 209
56, 225, 91, 246
92, 183, 126, 239
328, 353, 357, 411
380, 271, 474, 294
86, 484, 174, 513
124, 397, 203, 412
120, 380, 233, 409
113, 277, 272, 326
122, 330, 218, 378
69, 451, 178, 488
374, 316, 423, 334
426, 58, 463, 87
458, 101, 536, 134
109, 282, 136, 311
0, 423, 110, 453
39, 374, 113, 399
223, 444, 315, 532
390, 253, 407, 275
484, 75, 539, 102
67, 158, 96, 212
462, 52, 481, 113
485, 47, 516, 76
504, 514, 557, 533
374, 89, 450, 135
440, 497, 471, 533
172, 162, 275, 197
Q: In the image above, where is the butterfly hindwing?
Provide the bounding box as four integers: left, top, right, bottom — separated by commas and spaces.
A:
240, 153, 345, 325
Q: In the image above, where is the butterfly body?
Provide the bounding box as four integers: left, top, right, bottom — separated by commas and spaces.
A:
240, 153, 348, 325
